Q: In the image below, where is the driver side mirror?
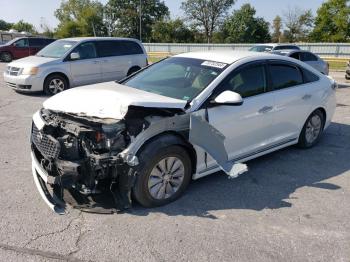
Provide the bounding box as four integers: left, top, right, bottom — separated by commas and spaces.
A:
210, 90, 243, 106
70, 52, 80, 60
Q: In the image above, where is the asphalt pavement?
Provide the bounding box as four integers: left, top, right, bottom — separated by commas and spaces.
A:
0, 62, 349, 262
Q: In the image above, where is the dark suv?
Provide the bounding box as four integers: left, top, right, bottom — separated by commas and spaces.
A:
0, 37, 55, 62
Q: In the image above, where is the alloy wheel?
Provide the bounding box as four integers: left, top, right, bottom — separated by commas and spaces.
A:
305, 114, 322, 144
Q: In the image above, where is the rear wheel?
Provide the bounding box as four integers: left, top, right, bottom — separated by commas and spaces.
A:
132, 145, 192, 207
43, 74, 68, 96
0, 52, 12, 62
298, 110, 325, 148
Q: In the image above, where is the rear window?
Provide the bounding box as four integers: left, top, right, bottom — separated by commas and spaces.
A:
300, 52, 318, 61
249, 45, 273, 52
274, 45, 300, 50
95, 40, 143, 57
29, 38, 44, 47
269, 64, 303, 90
121, 41, 143, 55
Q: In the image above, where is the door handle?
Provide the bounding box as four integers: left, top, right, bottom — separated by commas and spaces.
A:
302, 94, 312, 100
259, 106, 273, 114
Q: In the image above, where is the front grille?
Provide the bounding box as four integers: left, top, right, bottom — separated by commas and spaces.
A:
6, 66, 21, 76
32, 123, 61, 159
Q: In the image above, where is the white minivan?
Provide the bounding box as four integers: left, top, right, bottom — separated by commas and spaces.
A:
3, 37, 148, 95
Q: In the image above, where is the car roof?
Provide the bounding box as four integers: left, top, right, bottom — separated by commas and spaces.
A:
62, 37, 141, 43
174, 51, 278, 64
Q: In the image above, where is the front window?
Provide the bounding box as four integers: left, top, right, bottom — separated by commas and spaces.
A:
124, 57, 226, 101
36, 40, 76, 58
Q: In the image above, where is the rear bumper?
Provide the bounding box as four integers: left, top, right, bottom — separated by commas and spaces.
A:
31, 151, 66, 214
3, 72, 43, 92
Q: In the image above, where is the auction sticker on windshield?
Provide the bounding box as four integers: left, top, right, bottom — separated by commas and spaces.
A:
201, 61, 227, 69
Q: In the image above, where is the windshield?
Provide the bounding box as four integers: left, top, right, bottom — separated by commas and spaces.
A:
124, 57, 227, 101
36, 40, 76, 58
249, 45, 273, 52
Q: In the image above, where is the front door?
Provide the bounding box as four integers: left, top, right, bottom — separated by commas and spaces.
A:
68, 42, 102, 87
13, 38, 30, 59
204, 62, 275, 169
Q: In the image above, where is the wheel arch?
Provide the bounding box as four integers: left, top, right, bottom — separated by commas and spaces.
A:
43, 72, 70, 90
127, 66, 141, 76
136, 131, 197, 175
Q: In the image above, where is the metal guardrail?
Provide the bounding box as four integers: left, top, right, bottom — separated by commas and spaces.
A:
143, 43, 350, 58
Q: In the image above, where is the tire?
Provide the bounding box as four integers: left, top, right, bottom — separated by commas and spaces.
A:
0, 52, 13, 62
127, 66, 141, 76
132, 144, 192, 208
298, 109, 325, 148
345, 74, 350, 80
43, 74, 68, 96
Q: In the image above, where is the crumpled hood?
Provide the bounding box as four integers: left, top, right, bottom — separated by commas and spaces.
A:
8, 55, 58, 68
43, 82, 187, 120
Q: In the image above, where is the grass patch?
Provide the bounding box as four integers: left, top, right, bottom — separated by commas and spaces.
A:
326, 60, 348, 71
148, 56, 167, 63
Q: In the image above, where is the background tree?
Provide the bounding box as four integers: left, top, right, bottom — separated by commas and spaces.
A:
283, 7, 314, 42
12, 20, 37, 34
272, 15, 282, 43
0, 20, 13, 31
181, 0, 235, 43
151, 18, 195, 43
55, 0, 106, 38
222, 4, 271, 43
105, 0, 169, 41
310, 0, 350, 42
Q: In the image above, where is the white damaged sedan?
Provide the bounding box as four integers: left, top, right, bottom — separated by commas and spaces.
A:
30, 51, 336, 213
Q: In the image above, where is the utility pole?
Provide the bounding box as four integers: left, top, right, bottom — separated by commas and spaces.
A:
139, 0, 142, 42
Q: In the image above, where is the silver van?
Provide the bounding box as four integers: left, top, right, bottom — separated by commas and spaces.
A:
3, 37, 148, 95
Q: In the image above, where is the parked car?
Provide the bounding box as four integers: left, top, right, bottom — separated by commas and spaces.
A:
249, 44, 300, 52
346, 61, 350, 80
0, 37, 55, 62
272, 50, 329, 75
30, 51, 336, 213
3, 37, 148, 95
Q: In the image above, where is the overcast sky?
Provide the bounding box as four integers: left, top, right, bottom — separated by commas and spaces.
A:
0, 0, 325, 32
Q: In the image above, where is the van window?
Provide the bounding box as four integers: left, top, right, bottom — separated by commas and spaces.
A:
73, 42, 97, 60
121, 41, 143, 55
269, 64, 303, 90
96, 41, 123, 57
15, 38, 28, 48
274, 45, 299, 50
29, 38, 44, 47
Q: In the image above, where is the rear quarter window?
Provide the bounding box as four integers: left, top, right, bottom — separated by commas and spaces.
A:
301, 67, 320, 83
121, 41, 144, 55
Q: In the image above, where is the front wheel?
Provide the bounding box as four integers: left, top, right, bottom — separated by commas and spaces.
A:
0, 52, 13, 62
298, 110, 325, 148
132, 145, 192, 208
43, 74, 68, 96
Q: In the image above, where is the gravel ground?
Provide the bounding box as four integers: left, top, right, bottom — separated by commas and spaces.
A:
0, 62, 349, 262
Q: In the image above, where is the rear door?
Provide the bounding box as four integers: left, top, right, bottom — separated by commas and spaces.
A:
67, 41, 102, 86
204, 62, 275, 169
267, 61, 314, 143
12, 38, 30, 59
95, 40, 127, 81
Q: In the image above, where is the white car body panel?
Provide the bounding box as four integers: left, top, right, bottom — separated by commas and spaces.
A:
43, 82, 187, 119
35, 51, 336, 181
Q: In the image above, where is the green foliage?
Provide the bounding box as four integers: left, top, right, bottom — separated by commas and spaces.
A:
272, 16, 282, 43
222, 4, 271, 43
0, 19, 13, 31
55, 0, 106, 38
283, 7, 314, 42
105, 0, 169, 41
151, 18, 195, 43
310, 0, 350, 42
181, 0, 236, 43
12, 20, 37, 34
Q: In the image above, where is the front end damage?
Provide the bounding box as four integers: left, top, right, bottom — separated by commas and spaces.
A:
31, 106, 247, 214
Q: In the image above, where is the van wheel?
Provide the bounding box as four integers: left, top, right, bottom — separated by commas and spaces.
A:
298, 110, 325, 148
44, 74, 68, 96
127, 66, 141, 76
0, 52, 12, 62
132, 145, 192, 208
